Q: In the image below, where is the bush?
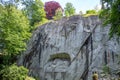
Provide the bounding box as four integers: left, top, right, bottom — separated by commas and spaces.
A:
83, 10, 98, 17
86, 10, 97, 14
0, 64, 28, 80
49, 53, 71, 61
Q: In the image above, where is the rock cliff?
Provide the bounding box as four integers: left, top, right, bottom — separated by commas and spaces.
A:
18, 15, 120, 80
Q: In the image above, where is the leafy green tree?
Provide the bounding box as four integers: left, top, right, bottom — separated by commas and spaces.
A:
23, 0, 47, 30
100, 0, 120, 37
53, 8, 63, 20
0, 5, 31, 61
0, 2, 35, 80
64, 2, 75, 17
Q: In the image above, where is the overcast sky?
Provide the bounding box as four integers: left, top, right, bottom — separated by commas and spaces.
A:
42, 0, 101, 14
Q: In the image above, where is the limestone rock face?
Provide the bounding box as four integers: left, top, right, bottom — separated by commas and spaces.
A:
18, 15, 120, 80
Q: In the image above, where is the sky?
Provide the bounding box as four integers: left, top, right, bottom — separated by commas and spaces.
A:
41, 0, 101, 14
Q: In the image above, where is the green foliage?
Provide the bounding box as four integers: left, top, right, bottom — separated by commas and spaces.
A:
23, 0, 47, 31
53, 8, 63, 20
49, 53, 71, 61
86, 10, 97, 14
100, 0, 120, 37
0, 1, 42, 80
0, 64, 28, 80
65, 11, 69, 17
64, 2, 75, 17
33, 18, 48, 28
0, 5, 31, 57
83, 9, 98, 17
102, 65, 110, 74
25, 76, 36, 80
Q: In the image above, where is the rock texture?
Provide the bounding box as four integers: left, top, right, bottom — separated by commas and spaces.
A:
18, 15, 120, 80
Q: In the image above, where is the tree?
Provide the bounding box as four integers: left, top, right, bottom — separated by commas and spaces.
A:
53, 8, 63, 20
64, 2, 75, 17
0, 2, 35, 80
0, 4, 31, 61
44, 1, 62, 19
100, 0, 120, 37
100, 0, 114, 9
23, 0, 47, 30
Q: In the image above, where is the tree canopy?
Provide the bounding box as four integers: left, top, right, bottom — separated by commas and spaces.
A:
44, 1, 62, 19
53, 8, 63, 20
0, 1, 34, 79
0, 5, 31, 56
22, 0, 47, 31
64, 2, 75, 17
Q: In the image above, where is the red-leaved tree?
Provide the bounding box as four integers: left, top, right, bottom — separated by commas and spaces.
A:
44, 1, 63, 19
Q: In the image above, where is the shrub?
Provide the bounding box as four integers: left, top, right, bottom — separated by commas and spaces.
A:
83, 10, 98, 17
86, 10, 97, 14
0, 64, 28, 80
